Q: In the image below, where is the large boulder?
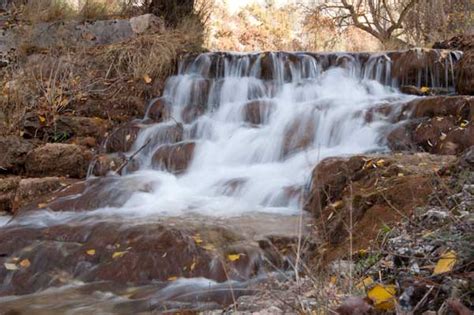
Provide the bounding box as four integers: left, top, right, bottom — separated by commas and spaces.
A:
25, 144, 93, 178
304, 153, 456, 262
0, 136, 35, 174
151, 142, 196, 174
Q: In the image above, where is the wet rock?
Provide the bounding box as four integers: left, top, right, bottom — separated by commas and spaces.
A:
181, 105, 206, 124
104, 121, 143, 153
151, 142, 196, 174
457, 50, 474, 95
146, 98, 171, 122
12, 177, 73, 212
282, 117, 315, 156
25, 144, 93, 179
242, 100, 274, 125
129, 14, 165, 34
0, 136, 35, 174
336, 296, 372, 315
403, 96, 473, 121
0, 177, 20, 213
387, 121, 419, 151
89, 153, 127, 176
433, 35, 474, 51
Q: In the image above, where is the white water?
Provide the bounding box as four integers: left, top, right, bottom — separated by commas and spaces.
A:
96, 52, 421, 218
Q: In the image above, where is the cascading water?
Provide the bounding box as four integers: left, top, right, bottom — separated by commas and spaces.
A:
101, 50, 459, 217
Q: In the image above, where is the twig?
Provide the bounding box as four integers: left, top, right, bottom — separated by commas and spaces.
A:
116, 138, 151, 174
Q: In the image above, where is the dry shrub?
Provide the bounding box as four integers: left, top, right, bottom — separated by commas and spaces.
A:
100, 16, 205, 81
20, 0, 75, 23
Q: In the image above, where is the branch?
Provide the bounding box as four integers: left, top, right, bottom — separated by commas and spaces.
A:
387, 0, 420, 35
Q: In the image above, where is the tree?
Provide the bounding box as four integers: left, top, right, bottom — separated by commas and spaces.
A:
316, 0, 420, 49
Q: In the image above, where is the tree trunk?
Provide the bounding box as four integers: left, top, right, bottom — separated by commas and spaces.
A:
149, 0, 195, 27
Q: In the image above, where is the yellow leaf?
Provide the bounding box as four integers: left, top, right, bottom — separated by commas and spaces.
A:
201, 244, 216, 251
19, 259, 31, 268
397, 173, 404, 177
330, 200, 343, 209
356, 276, 374, 290
112, 251, 127, 259
39, 115, 46, 123
460, 120, 468, 128
4, 263, 18, 271
329, 275, 337, 285
420, 86, 430, 94
38, 203, 48, 209
227, 254, 241, 262
86, 249, 96, 256
192, 234, 203, 244
376, 159, 385, 167
433, 250, 456, 275
143, 74, 152, 84
367, 284, 396, 311
167, 276, 178, 281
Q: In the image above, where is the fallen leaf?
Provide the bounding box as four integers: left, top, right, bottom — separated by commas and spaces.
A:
356, 276, 374, 290
227, 254, 242, 262
376, 159, 385, 167
420, 86, 430, 94
19, 259, 31, 268
112, 251, 127, 259
4, 263, 18, 271
143, 74, 152, 84
440, 132, 447, 141
201, 244, 216, 251
192, 234, 203, 244
367, 284, 396, 311
38, 115, 46, 123
190, 261, 196, 271
86, 249, 96, 256
433, 250, 456, 275
460, 120, 468, 128
38, 203, 48, 209
167, 276, 178, 281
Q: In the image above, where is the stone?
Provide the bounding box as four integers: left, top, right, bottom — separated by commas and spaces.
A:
242, 100, 274, 125
457, 50, 474, 95
12, 177, 71, 212
0, 136, 35, 174
104, 121, 143, 153
151, 142, 196, 174
146, 97, 171, 122
25, 144, 93, 178
282, 117, 316, 156
89, 153, 127, 176
129, 14, 165, 34
0, 177, 21, 213
54, 116, 109, 140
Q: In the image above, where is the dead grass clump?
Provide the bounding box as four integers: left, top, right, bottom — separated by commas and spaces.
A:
100, 16, 205, 81
20, 0, 75, 23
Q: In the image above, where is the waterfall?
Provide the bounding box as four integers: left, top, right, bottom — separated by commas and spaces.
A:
91, 49, 459, 217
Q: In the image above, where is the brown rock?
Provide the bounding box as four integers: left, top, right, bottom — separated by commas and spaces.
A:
457, 49, 474, 95
282, 117, 316, 156
89, 153, 127, 176
0, 136, 35, 174
25, 144, 93, 178
181, 105, 206, 124
129, 14, 165, 34
242, 100, 274, 125
151, 142, 196, 174
104, 121, 143, 153
304, 153, 456, 262
403, 96, 473, 121
146, 97, 170, 122
0, 177, 21, 213
12, 177, 72, 212
54, 116, 108, 140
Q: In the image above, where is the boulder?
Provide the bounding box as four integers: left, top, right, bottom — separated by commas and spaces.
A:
104, 121, 143, 153
457, 50, 474, 95
242, 100, 274, 125
151, 142, 196, 174
0, 177, 20, 213
25, 144, 93, 178
181, 105, 206, 123
89, 153, 127, 176
146, 98, 171, 122
282, 117, 315, 156
304, 153, 456, 262
0, 136, 35, 174
54, 116, 109, 140
12, 177, 72, 212
129, 14, 165, 34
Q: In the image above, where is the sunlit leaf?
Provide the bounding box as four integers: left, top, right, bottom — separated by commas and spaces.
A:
192, 234, 203, 244
356, 276, 374, 290
433, 250, 456, 275
420, 86, 430, 94
39, 115, 46, 123
167, 276, 178, 281
227, 254, 242, 262
143, 74, 152, 84
86, 249, 96, 256
112, 251, 127, 259
19, 259, 31, 268
367, 284, 396, 311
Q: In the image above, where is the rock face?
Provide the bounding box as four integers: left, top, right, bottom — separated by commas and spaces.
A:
242, 100, 274, 125
457, 49, 474, 95
304, 153, 456, 262
0, 177, 21, 213
130, 14, 165, 34
104, 121, 143, 153
151, 142, 196, 173
146, 97, 171, 122
25, 144, 93, 178
0, 136, 35, 174
387, 96, 474, 155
